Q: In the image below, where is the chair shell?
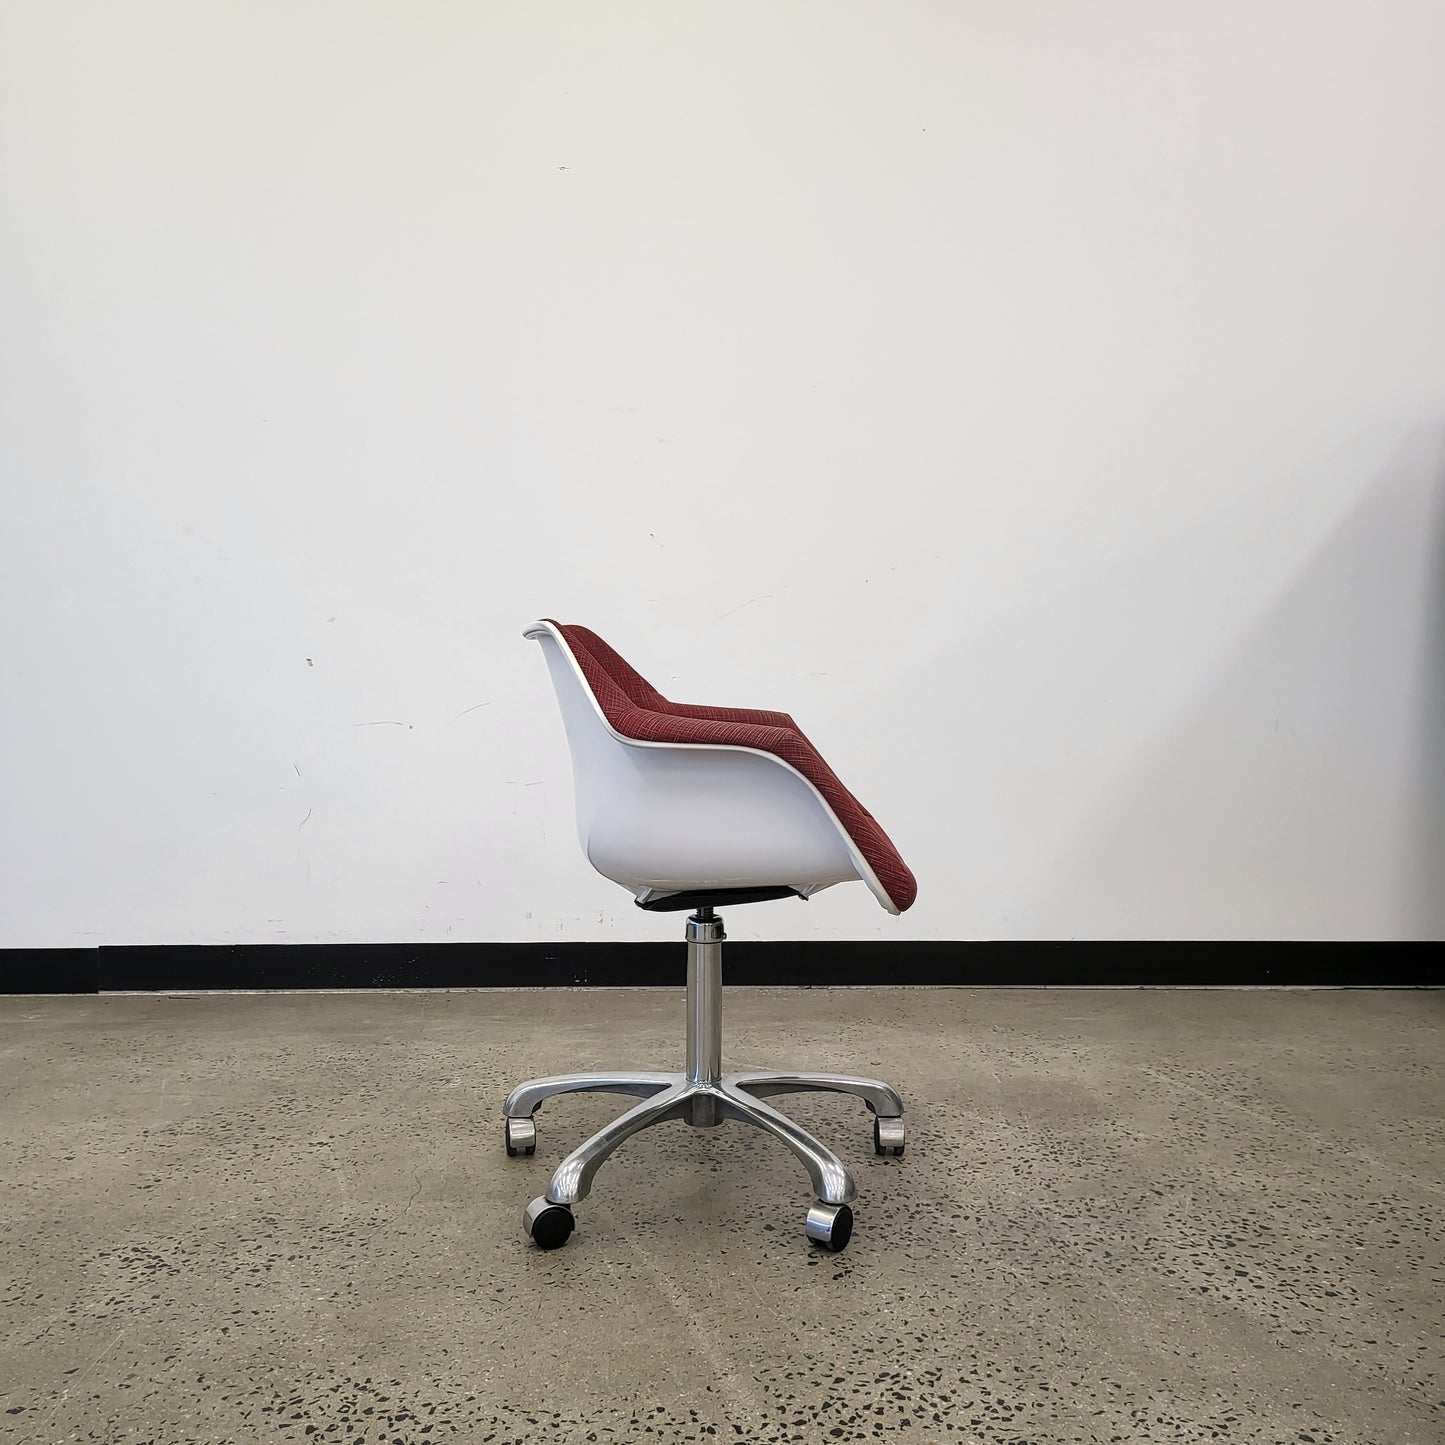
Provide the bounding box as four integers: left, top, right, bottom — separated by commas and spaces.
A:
525, 620, 901, 913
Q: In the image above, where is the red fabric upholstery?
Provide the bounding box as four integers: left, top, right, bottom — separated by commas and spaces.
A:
563, 625, 803, 732
552, 622, 918, 913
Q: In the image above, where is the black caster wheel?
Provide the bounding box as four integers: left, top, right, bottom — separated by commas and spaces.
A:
873, 1116, 905, 1156
523, 1196, 575, 1250
805, 1201, 853, 1252
505, 1116, 537, 1157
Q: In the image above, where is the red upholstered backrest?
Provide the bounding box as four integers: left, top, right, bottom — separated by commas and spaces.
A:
550, 622, 917, 913
562, 626, 671, 712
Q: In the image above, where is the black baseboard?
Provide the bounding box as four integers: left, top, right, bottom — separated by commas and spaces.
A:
1, 941, 1440, 994
2, 949, 100, 994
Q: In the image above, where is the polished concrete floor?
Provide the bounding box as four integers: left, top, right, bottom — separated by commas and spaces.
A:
0, 988, 1440, 1445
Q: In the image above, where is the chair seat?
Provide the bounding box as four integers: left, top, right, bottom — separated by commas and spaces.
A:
551, 622, 917, 914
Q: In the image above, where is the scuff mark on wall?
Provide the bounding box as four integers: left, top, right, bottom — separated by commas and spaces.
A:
448, 701, 493, 724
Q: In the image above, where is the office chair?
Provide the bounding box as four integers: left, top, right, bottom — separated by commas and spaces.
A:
506, 620, 917, 1252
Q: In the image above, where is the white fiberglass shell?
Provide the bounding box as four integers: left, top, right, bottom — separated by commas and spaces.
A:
525, 622, 899, 914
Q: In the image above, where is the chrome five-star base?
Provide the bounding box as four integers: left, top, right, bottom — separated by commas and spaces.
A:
504, 909, 905, 1252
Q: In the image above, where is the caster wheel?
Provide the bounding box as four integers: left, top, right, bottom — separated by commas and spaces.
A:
523, 1196, 574, 1250
873, 1116, 905, 1157
805, 1201, 853, 1252
505, 1116, 536, 1157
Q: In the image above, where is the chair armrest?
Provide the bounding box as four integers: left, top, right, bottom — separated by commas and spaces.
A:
664, 702, 802, 731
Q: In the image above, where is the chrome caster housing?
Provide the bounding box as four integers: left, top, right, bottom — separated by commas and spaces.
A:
873, 1116, 905, 1156
505, 1116, 537, 1157
805, 1201, 853, 1252
524, 1196, 574, 1250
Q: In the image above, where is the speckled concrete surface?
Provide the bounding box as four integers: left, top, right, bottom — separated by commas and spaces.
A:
1, 988, 1440, 1445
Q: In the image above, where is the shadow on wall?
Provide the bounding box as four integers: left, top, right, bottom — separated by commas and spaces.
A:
1018, 426, 1445, 941
1416, 444, 1445, 939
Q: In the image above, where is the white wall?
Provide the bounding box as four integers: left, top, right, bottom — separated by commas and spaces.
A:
3, 2, 1443, 947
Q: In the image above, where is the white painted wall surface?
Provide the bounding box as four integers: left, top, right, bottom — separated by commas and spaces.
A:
3, 2, 1443, 947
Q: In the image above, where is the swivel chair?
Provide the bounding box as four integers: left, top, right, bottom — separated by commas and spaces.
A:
506, 621, 917, 1252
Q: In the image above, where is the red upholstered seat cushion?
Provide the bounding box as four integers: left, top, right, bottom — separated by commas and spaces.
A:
553, 622, 917, 913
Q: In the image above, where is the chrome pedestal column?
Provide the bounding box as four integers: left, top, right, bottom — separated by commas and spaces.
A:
504, 908, 905, 1252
